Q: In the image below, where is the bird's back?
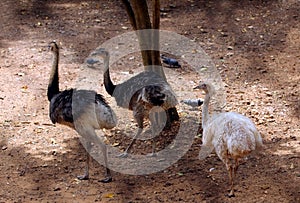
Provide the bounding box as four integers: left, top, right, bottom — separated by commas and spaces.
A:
49, 89, 116, 129
204, 112, 262, 159
112, 71, 178, 109
49, 89, 74, 127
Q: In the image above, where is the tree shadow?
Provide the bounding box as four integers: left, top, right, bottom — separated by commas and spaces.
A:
0, 0, 125, 61
165, 0, 300, 117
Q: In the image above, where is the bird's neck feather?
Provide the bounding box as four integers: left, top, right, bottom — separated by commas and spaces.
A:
103, 55, 116, 96
47, 51, 60, 101
202, 93, 211, 128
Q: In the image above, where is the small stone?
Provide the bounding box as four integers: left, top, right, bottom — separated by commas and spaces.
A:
226, 52, 234, 57
227, 46, 234, 50
17, 72, 25, 76
32, 186, 40, 191
53, 186, 61, 191
209, 168, 215, 172
265, 91, 272, 96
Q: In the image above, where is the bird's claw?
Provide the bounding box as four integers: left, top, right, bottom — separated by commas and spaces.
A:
227, 190, 235, 198
99, 176, 112, 183
77, 174, 89, 180
117, 152, 129, 158
147, 152, 157, 157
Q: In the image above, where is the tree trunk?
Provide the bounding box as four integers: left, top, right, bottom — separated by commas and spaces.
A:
130, 0, 153, 68
121, 0, 179, 122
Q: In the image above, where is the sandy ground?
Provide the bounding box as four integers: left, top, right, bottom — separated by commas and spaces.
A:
0, 0, 299, 202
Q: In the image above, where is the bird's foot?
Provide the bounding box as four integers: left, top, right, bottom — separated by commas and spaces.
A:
99, 176, 112, 183
77, 174, 89, 180
227, 190, 235, 198
147, 152, 157, 157
117, 152, 129, 158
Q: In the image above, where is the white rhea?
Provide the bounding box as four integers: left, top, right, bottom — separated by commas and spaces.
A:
195, 82, 263, 197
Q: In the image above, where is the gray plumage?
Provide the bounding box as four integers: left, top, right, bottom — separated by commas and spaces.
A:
47, 42, 117, 182
92, 48, 178, 157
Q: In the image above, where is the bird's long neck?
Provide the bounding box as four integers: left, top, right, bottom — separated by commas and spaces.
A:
103, 54, 116, 96
202, 92, 211, 128
47, 49, 60, 101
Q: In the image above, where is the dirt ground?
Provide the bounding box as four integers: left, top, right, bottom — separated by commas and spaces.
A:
0, 0, 299, 202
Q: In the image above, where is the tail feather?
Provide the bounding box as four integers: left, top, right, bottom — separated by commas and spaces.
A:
254, 131, 264, 150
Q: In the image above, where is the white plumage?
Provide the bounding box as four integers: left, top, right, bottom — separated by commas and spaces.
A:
195, 82, 263, 197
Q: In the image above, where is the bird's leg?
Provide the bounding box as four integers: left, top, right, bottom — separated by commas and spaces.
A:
225, 159, 235, 198
234, 158, 240, 176
118, 111, 144, 158
101, 167, 112, 183
227, 166, 235, 197
99, 143, 112, 183
227, 158, 240, 197
148, 111, 161, 157
75, 126, 113, 182
117, 127, 143, 158
148, 128, 157, 157
77, 141, 91, 180
150, 122, 158, 158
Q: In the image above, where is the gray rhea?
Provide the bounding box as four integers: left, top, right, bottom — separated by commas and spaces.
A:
195, 83, 263, 197
92, 48, 178, 158
47, 42, 117, 182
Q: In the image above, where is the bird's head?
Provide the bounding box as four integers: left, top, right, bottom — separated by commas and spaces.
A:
193, 82, 213, 94
48, 41, 59, 53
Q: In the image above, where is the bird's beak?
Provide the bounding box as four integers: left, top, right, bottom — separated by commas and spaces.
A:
193, 85, 201, 90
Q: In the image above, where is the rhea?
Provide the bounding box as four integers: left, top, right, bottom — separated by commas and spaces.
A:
195, 82, 263, 197
47, 41, 117, 182
91, 48, 178, 158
